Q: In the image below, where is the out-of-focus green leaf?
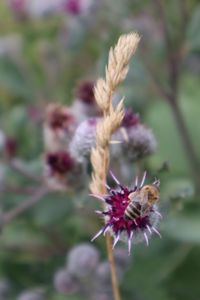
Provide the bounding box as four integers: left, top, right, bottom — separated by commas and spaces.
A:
0, 58, 35, 98
146, 75, 200, 176
163, 213, 200, 243
1, 221, 48, 249
167, 248, 200, 300
32, 193, 73, 226
187, 5, 200, 51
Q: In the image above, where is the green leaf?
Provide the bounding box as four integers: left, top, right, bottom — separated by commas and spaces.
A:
146, 75, 200, 176
0, 58, 35, 98
163, 213, 200, 243
187, 5, 200, 51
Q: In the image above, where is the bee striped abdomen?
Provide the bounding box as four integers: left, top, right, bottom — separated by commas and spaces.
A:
125, 202, 141, 220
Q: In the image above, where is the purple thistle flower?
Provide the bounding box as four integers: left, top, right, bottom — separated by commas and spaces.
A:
122, 109, 140, 128
45, 104, 75, 131
8, 0, 26, 13
69, 117, 97, 160
75, 80, 95, 105
91, 172, 162, 254
63, 0, 81, 15
46, 151, 75, 176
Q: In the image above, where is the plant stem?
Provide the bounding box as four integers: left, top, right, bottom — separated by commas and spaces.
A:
106, 233, 121, 300
101, 152, 121, 300
3, 186, 49, 225
169, 100, 200, 192
149, 0, 200, 192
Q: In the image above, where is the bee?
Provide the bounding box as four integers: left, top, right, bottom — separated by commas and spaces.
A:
124, 173, 160, 221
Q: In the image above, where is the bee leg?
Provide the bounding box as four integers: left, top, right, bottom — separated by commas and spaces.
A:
134, 176, 138, 189
139, 171, 147, 188
146, 225, 152, 234
109, 170, 120, 185
128, 231, 133, 255
152, 227, 162, 238
153, 178, 160, 188
112, 233, 120, 249
143, 232, 149, 246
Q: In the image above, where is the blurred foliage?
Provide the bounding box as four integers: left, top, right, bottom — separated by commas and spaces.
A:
0, 0, 200, 299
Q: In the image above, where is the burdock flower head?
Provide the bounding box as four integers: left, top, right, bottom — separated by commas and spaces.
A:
91, 172, 162, 254
71, 80, 100, 122
45, 103, 75, 131
43, 103, 75, 152
63, 0, 95, 16
69, 117, 97, 161
116, 109, 157, 161
45, 150, 87, 190
46, 151, 75, 177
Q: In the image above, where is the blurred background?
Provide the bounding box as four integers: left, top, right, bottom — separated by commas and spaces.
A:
0, 0, 200, 299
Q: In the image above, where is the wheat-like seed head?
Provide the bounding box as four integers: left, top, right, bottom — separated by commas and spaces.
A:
90, 32, 140, 194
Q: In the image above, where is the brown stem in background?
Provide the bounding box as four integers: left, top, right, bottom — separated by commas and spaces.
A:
168, 100, 200, 192
147, 0, 200, 193
9, 159, 43, 183
3, 186, 49, 225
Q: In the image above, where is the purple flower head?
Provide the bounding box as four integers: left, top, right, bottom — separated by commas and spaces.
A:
122, 109, 140, 128
46, 151, 75, 176
4, 137, 17, 158
91, 172, 162, 254
75, 80, 95, 105
54, 269, 80, 294
69, 117, 98, 160
63, 0, 81, 15
45, 104, 75, 131
8, 0, 26, 13
67, 243, 99, 278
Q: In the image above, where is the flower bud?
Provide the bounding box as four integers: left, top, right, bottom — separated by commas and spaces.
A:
67, 243, 99, 278
111, 109, 156, 162
63, 0, 95, 16
90, 291, 113, 300
4, 137, 17, 159
122, 124, 157, 161
54, 268, 80, 294
17, 290, 44, 300
45, 151, 75, 176
0, 279, 10, 298
71, 81, 99, 122
69, 118, 97, 160
114, 248, 130, 268
44, 150, 86, 190
95, 261, 122, 286
43, 104, 75, 152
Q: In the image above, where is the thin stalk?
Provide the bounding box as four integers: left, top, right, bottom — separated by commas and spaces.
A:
101, 151, 121, 300
106, 233, 121, 300
169, 100, 200, 192
3, 186, 49, 225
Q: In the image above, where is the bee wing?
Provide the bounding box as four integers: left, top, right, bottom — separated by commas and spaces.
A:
130, 193, 142, 204
129, 192, 140, 203
140, 192, 148, 205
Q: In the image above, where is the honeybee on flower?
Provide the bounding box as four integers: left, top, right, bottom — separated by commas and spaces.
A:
91, 172, 162, 255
